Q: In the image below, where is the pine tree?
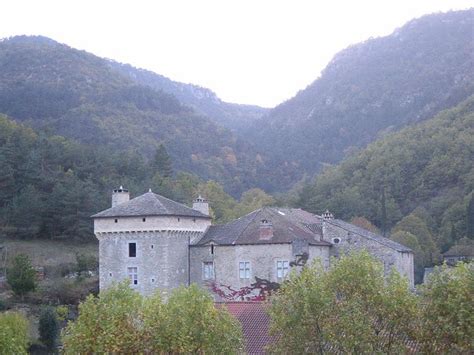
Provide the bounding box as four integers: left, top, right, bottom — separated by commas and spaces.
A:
467, 194, 474, 239
152, 144, 173, 178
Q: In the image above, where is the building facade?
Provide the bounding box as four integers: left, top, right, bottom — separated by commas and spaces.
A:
93, 188, 414, 297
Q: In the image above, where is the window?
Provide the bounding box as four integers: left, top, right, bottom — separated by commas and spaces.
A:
129, 242, 136, 257
203, 262, 214, 280
332, 237, 341, 244
142, 217, 146, 222
276, 261, 289, 278
128, 267, 138, 285
210, 244, 214, 255
114, 219, 118, 223
239, 261, 251, 279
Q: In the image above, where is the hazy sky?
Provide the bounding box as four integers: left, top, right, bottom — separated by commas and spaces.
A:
1, 1, 472, 107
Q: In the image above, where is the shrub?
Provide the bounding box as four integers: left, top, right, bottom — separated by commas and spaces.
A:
7, 254, 36, 297
0, 312, 29, 355
39, 307, 60, 350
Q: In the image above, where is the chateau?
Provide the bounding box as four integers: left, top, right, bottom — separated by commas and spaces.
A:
92, 187, 414, 298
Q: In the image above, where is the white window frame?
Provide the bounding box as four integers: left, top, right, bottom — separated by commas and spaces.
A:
127, 266, 138, 285
239, 261, 251, 279
202, 261, 215, 280
276, 260, 289, 278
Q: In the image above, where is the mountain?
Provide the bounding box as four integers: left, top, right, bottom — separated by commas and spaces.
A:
297, 95, 474, 279
249, 9, 474, 191
0, 35, 264, 195
108, 62, 268, 132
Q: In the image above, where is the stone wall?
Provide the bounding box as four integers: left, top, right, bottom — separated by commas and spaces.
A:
322, 221, 414, 287
190, 243, 330, 297
97, 230, 203, 296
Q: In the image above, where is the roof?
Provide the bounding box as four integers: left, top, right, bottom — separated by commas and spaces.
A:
219, 302, 273, 355
91, 191, 210, 219
443, 241, 474, 257
195, 207, 330, 246
327, 219, 412, 253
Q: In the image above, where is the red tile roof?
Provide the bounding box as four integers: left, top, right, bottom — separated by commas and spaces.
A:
218, 302, 273, 354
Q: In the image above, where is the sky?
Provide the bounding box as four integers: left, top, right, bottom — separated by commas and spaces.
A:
1, 1, 472, 108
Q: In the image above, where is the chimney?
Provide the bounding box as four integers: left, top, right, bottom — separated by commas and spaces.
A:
259, 219, 273, 240
193, 195, 209, 216
112, 186, 129, 207
322, 210, 334, 220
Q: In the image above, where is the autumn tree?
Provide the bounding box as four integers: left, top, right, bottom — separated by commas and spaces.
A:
152, 144, 173, 178
269, 252, 419, 354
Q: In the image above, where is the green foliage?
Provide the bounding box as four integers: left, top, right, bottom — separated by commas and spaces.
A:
418, 262, 474, 353
61, 282, 143, 354
467, 194, 474, 239
62, 282, 243, 354
152, 144, 173, 178
39, 307, 59, 350
298, 96, 474, 267
0, 312, 29, 355
269, 252, 419, 354
7, 254, 36, 296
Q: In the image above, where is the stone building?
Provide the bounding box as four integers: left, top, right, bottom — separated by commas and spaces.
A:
92, 188, 414, 297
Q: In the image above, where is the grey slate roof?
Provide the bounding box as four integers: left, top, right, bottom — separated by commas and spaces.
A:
91, 191, 210, 219
327, 219, 412, 252
194, 207, 330, 246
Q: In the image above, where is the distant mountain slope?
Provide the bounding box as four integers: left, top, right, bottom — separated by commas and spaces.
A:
300, 95, 474, 249
109, 62, 268, 132
250, 9, 474, 191
0, 35, 263, 195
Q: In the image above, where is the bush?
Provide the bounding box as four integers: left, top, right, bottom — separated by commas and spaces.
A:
7, 254, 36, 297
39, 307, 60, 350
0, 312, 29, 355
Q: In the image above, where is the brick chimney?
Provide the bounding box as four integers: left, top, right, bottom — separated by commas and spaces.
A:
112, 186, 129, 207
259, 219, 273, 240
322, 210, 334, 220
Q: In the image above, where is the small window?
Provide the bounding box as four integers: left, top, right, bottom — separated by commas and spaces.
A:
150, 244, 154, 249
109, 272, 112, 277
128, 267, 138, 285
239, 261, 251, 279
211, 244, 214, 255
114, 219, 118, 223
203, 262, 215, 280
332, 238, 341, 244
193, 218, 196, 223
151, 278, 155, 283
177, 217, 180, 222
142, 217, 146, 222
277, 260, 289, 278
129, 243, 136, 257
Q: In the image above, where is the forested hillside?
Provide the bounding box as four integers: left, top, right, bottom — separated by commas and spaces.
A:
0, 36, 265, 195
0, 114, 275, 240
296, 96, 474, 280
250, 9, 474, 191
109, 62, 268, 132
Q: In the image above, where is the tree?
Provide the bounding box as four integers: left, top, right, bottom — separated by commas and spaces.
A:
350, 216, 380, 234
7, 254, 36, 298
39, 307, 59, 350
269, 252, 419, 354
467, 194, 474, 239
0, 312, 29, 355
152, 285, 243, 353
152, 144, 173, 178
62, 282, 243, 354
61, 282, 143, 354
418, 262, 474, 353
